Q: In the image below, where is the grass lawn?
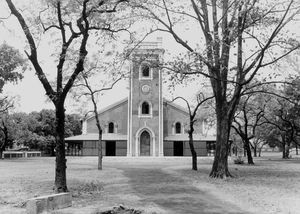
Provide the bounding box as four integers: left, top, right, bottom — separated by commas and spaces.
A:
0, 152, 299, 214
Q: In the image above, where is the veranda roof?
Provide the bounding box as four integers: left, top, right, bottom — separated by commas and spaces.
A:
65, 133, 127, 141
164, 134, 216, 141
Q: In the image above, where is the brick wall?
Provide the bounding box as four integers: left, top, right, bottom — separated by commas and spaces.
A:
86, 100, 128, 134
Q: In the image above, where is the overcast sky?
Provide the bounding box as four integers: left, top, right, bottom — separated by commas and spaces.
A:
0, 1, 192, 114
1, 1, 300, 114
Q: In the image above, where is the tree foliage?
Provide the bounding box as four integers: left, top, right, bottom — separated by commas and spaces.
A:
0, 42, 25, 92
262, 77, 300, 158
0, 109, 81, 156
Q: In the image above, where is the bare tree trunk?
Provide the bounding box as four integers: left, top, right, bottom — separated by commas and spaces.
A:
170, 95, 213, 171
253, 145, 257, 157
228, 141, 232, 156
244, 140, 254, 164
81, 73, 104, 170
188, 131, 197, 171
285, 141, 291, 159
54, 102, 68, 193
0, 122, 9, 160
258, 148, 262, 157
210, 111, 232, 178
282, 141, 286, 159
93, 104, 103, 170
98, 129, 103, 170
296, 143, 298, 155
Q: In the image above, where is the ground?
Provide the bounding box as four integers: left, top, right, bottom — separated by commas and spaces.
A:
0, 153, 300, 214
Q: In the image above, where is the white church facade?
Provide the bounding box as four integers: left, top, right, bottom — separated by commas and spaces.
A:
65, 42, 216, 157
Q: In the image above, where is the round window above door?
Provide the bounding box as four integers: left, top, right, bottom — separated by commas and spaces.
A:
141, 84, 151, 94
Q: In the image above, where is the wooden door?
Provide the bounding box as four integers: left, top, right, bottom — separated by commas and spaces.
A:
140, 131, 150, 156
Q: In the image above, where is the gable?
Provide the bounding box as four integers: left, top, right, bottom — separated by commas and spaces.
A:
163, 99, 189, 116
86, 98, 128, 134
163, 100, 204, 136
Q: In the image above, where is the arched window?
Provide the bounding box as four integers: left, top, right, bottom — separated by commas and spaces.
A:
175, 122, 181, 134
141, 102, 150, 114
141, 64, 150, 77
108, 122, 114, 133
139, 63, 152, 80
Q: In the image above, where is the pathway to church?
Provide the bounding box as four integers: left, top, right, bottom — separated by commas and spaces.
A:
119, 163, 251, 214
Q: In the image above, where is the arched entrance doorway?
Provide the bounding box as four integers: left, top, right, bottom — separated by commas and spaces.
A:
140, 130, 150, 156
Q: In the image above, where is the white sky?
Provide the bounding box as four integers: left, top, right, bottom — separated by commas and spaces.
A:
0, 1, 190, 114
0, 1, 299, 114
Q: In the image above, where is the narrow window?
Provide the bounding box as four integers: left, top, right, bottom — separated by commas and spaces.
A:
141, 102, 150, 114
141, 64, 150, 77
175, 122, 181, 134
108, 122, 114, 133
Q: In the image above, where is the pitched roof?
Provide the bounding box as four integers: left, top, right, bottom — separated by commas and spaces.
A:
86, 97, 128, 121
84, 97, 190, 122
163, 98, 189, 115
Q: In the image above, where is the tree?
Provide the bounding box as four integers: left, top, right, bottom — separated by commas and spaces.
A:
172, 93, 213, 170
0, 114, 14, 159
5, 0, 130, 192
0, 42, 24, 158
3, 110, 81, 156
28, 109, 82, 156
283, 76, 300, 155
72, 43, 128, 169
263, 80, 300, 158
134, 0, 300, 177
65, 114, 82, 137
79, 72, 122, 170
1, 109, 81, 156
232, 93, 268, 164
252, 124, 269, 157
0, 42, 25, 91
74, 49, 126, 169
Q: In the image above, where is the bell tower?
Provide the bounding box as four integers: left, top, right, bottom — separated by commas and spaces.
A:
127, 39, 164, 157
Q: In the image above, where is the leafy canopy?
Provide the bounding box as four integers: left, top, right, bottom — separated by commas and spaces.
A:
0, 42, 25, 92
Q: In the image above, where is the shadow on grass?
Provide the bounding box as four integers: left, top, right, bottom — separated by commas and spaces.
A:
123, 168, 250, 214
69, 180, 104, 197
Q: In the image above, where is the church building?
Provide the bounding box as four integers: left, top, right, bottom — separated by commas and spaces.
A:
65, 40, 216, 157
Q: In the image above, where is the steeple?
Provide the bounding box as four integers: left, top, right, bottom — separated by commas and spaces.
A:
127, 38, 164, 156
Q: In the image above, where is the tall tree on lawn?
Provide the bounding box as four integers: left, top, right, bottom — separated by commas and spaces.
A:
5, 0, 129, 192
134, 0, 300, 177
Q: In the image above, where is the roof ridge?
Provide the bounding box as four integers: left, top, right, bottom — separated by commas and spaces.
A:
86, 97, 128, 121
163, 98, 189, 114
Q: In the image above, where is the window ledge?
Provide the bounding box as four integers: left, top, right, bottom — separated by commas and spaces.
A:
139, 77, 153, 81
138, 114, 153, 118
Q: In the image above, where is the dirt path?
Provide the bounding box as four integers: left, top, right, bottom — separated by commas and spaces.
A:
122, 167, 251, 214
